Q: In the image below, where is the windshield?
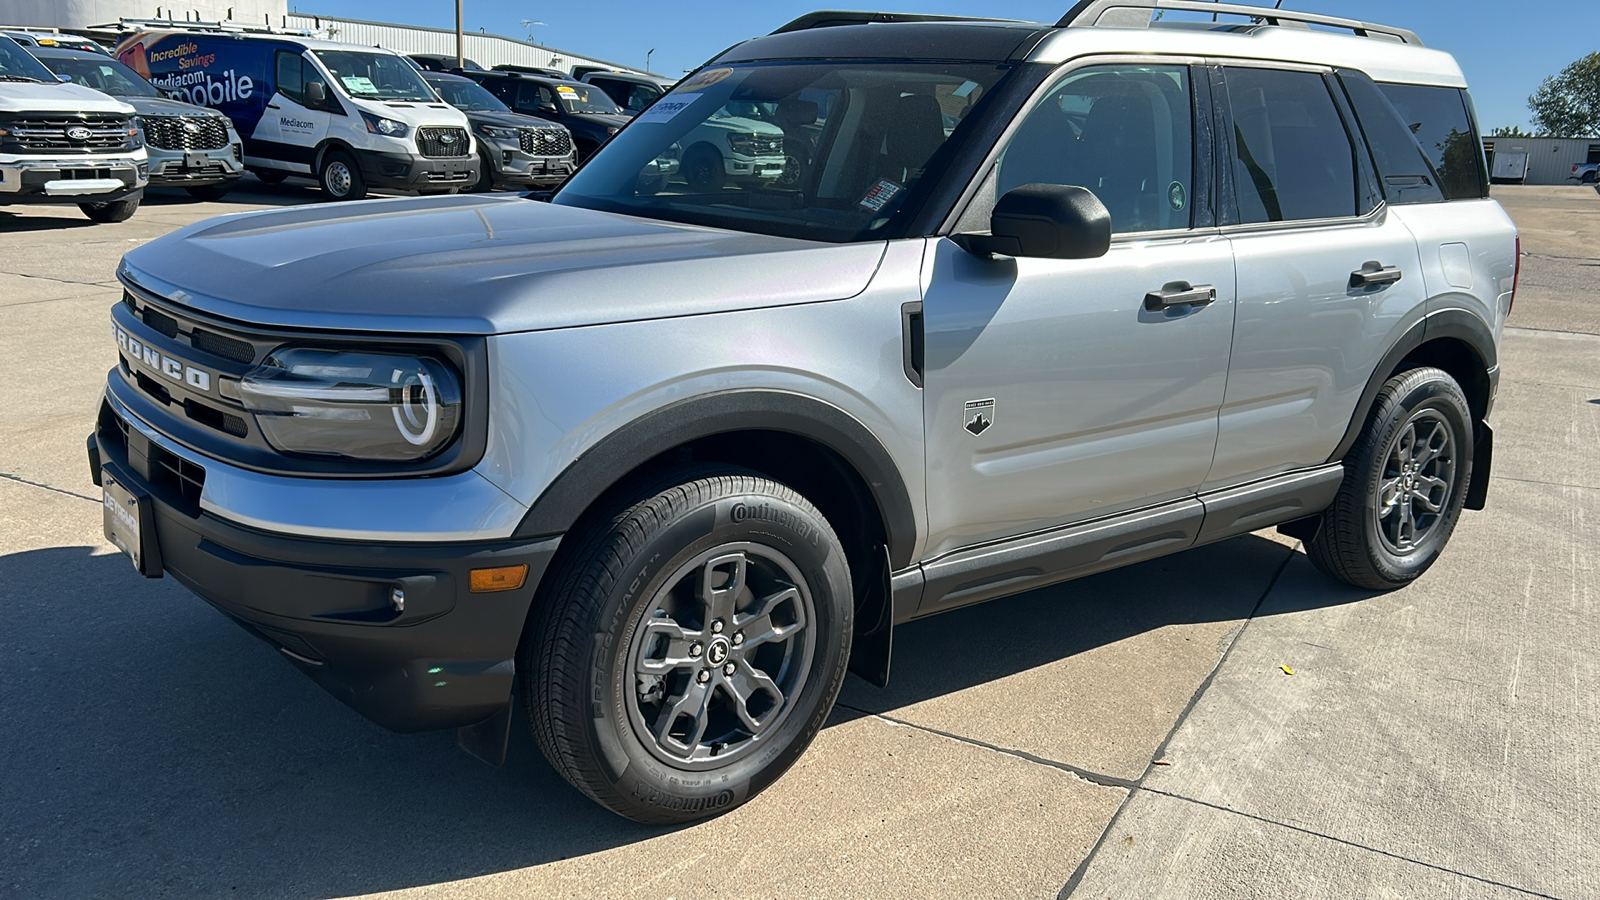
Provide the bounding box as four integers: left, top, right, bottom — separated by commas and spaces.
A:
554, 61, 1005, 242
0, 36, 57, 83
314, 50, 437, 102
41, 54, 159, 97
430, 77, 510, 112
552, 82, 621, 115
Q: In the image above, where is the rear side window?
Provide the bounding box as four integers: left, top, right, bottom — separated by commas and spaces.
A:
275, 50, 304, 105
1339, 70, 1443, 205
1376, 83, 1487, 200
1224, 67, 1358, 223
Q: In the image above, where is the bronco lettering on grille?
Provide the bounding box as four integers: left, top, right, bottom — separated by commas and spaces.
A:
114, 324, 211, 392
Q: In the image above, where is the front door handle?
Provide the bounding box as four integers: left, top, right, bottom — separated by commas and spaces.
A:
1351, 262, 1403, 287
1144, 282, 1217, 311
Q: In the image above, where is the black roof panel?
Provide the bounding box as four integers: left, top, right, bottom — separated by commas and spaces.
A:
715, 21, 1050, 64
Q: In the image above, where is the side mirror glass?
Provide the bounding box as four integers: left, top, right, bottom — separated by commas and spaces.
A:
305, 80, 327, 108
954, 184, 1112, 260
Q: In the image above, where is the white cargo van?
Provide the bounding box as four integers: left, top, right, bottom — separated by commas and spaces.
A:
116, 29, 478, 199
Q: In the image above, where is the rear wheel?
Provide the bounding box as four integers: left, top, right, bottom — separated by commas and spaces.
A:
317, 151, 366, 201
523, 467, 852, 823
1584, 170, 1598, 184
78, 193, 141, 223
1306, 366, 1474, 590
470, 149, 497, 192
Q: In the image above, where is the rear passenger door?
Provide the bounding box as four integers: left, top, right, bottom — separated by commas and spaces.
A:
1205, 64, 1428, 489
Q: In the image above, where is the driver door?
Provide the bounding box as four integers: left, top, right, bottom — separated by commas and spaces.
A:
253, 50, 329, 173
920, 62, 1235, 572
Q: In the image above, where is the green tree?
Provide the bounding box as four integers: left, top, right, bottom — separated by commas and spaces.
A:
1489, 125, 1530, 137
1528, 52, 1600, 137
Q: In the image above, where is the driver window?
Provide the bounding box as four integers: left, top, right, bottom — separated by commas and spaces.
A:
275, 50, 304, 105
997, 64, 1194, 234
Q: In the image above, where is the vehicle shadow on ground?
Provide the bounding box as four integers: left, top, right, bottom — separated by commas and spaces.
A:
0, 535, 1370, 898
0, 210, 101, 234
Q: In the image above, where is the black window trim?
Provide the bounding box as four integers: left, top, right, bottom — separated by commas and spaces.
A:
940, 52, 1221, 244
1210, 58, 1386, 236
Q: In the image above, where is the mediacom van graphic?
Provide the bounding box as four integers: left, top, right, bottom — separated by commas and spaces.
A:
118, 31, 478, 199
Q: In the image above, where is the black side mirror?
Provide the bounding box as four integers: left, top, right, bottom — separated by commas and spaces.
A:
305, 80, 327, 109
954, 184, 1112, 260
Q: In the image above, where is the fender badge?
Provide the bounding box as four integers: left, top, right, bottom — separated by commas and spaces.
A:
964, 398, 995, 436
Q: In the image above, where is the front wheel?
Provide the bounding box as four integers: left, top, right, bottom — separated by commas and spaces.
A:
318, 151, 367, 201
1306, 366, 1474, 590
523, 467, 853, 824
681, 145, 725, 192
78, 193, 141, 223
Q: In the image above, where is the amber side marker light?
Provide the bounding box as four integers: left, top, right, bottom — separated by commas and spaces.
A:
470, 565, 529, 593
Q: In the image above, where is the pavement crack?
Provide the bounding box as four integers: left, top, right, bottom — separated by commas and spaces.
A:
0, 473, 99, 504
1058, 542, 1297, 899
1495, 475, 1598, 491
833, 703, 1137, 789
1138, 788, 1565, 900
1503, 324, 1600, 338
0, 271, 120, 290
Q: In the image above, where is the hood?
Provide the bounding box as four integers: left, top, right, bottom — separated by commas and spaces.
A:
708, 114, 783, 135
465, 109, 565, 132
125, 95, 228, 119
571, 111, 630, 130
0, 80, 135, 114
120, 194, 887, 335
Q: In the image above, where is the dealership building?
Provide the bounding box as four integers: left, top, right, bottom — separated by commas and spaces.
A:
3, 0, 649, 77
1482, 135, 1600, 185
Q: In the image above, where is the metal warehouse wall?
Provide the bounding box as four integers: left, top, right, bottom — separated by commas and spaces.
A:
1482, 136, 1600, 184
3, 0, 285, 29
283, 14, 647, 78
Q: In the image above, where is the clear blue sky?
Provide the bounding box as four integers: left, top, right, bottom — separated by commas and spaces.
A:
294, 0, 1588, 130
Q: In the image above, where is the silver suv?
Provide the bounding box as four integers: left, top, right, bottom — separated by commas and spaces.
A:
90, 1, 1518, 824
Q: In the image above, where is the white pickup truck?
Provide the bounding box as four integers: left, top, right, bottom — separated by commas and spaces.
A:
0, 35, 148, 222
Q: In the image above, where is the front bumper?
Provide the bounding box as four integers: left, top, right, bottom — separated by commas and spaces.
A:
726, 154, 785, 180
357, 149, 479, 192
90, 396, 560, 733
147, 144, 244, 187
485, 138, 576, 188
0, 155, 147, 203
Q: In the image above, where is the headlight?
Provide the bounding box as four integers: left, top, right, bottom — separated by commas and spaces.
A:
239, 348, 462, 461
726, 132, 760, 154
606, 126, 619, 136
477, 124, 518, 140
360, 111, 410, 138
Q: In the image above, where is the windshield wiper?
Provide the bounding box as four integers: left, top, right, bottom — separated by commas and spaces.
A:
0, 74, 49, 83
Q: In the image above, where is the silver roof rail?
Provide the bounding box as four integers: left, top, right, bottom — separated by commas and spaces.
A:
1057, 0, 1422, 46
771, 11, 1029, 35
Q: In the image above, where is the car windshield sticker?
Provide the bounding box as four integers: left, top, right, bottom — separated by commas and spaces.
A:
635, 93, 701, 125
341, 75, 377, 94
677, 67, 733, 92
858, 179, 903, 212
1168, 181, 1187, 211
557, 85, 577, 94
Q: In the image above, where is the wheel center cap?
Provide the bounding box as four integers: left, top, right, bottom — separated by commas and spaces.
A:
707, 638, 730, 666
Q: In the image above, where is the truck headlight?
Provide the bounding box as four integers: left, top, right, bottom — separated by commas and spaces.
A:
239, 348, 462, 461
360, 111, 410, 138
477, 124, 518, 141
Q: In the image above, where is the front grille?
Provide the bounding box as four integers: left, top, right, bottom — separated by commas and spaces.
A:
0, 113, 134, 154
142, 115, 229, 151
191, 328, 255, 364
142, 306, 179, 338
416, 126, 470, 158
750, 134, 783, 156
520, 128, 572, 157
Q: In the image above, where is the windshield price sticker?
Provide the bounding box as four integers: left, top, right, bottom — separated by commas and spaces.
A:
635, 93, 702, 125
858, 179, 903, 212
341, 75, 376, 93
557, 85, 577, 94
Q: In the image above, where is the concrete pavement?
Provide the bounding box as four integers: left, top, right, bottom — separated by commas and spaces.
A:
1, 183, 1595, 899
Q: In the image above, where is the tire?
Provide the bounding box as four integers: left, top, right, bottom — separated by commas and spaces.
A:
1306, 366, 1474, 590
523, 466, 853, 824
184, 184, 231, 202
635, 172, 666, 195
317, 151, 366, 201
776, 140, 809, 189
78, 193, 141, 223
470, 149, 496, 192
682, 145, 725, 192
253, 169, 288, 185
1584, 171, 1598, 184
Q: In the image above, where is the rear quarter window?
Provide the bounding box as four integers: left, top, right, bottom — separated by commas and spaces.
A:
1376, 83, 1488, 200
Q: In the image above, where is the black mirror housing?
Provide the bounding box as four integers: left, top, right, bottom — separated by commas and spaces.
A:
955, 184, 1112, 260
305, 80, 327, 108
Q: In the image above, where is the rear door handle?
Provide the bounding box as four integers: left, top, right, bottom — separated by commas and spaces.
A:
1350, 262, 1403, 287
1144, 282, 1217, 311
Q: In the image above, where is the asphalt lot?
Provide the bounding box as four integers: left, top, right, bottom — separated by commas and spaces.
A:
1, 181, 1596, 899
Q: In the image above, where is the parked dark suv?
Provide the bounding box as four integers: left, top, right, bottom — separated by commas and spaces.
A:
462, 70, 627, 160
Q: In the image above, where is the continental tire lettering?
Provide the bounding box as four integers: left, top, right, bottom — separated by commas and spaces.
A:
630, 784, 736, 813
729, 501, 820, 546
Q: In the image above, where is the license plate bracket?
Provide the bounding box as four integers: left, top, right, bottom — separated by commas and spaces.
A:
102, 462, 162, 578
184, 152, 207, 170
